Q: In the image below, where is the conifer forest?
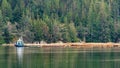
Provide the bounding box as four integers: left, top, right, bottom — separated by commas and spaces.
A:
0, 0, 120, 44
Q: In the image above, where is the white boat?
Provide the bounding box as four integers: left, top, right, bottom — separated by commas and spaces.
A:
15, 37, 24, 47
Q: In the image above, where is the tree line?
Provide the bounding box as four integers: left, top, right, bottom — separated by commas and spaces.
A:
0, 0, 120, 44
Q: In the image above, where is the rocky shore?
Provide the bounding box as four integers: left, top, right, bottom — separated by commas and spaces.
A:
2, 42, 120, 48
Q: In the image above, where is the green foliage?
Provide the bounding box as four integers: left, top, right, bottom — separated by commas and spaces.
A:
33, 19, 48, 42
2, 28, 12, 43
0, 10, 3, 28
0, 35, 4, 44
68, 23, 79, 42
0, 0, 120, 43
12, 5, 22, 22
1, 0, 12, 22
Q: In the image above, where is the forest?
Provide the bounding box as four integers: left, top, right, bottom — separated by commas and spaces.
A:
0, 0, 120, 44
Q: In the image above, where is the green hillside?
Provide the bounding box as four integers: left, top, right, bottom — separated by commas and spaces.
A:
0, 0, 120, 44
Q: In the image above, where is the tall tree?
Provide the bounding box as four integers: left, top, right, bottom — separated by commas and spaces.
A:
0, 10, 4, 44
68, 23, 79, 42
97, 0, 111, 42
2, 28, 12, 43
12, 5, 22, 22
1, 0, 12, 22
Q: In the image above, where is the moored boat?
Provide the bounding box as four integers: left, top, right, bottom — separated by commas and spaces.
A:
15, 37, 24, 47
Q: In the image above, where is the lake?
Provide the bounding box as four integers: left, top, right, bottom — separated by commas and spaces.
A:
0, 46, 120, 68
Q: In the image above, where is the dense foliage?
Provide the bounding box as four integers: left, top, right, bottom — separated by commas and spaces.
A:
0, 0, 120, 44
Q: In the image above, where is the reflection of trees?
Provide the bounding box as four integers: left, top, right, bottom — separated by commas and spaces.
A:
75, 48, 117, 68
1, 47, 9, 68
1, 47, 24, 68
23, 48, 119, 68
39, 48, 79, 68
2, 47, 17, 68
2, 47, 120, 68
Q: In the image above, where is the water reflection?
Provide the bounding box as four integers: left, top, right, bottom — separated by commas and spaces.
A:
1, 47, 120, 68
16, 47, 24, 64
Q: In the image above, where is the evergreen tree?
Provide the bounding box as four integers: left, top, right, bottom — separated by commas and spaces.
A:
1, 0, 12, 22
0, 10, 3, 28
0, 10, 4, 44
2, 28, 12, 43
97, 0, 111, 42
12, 5, 22, 22
68, 23, 79, 42
0, 0, 120, 43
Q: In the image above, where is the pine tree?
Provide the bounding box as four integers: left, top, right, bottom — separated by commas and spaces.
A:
0, 10, 3, 28
97, 0, 111, 42
0, 10, 4, 44
1, 0, 12, 22
68, 23, 79, 42
12, 5, 22, 22
2, 28, 12, 43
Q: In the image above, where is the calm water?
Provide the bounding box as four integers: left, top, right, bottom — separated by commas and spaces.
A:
0, 46, 120, 68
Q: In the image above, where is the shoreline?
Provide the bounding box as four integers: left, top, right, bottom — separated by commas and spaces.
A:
2, 42, 120, 48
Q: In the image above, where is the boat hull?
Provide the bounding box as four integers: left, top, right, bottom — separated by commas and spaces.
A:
15, 44, 24, 47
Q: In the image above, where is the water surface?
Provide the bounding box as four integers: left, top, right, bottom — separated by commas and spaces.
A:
0, 46, 120, 68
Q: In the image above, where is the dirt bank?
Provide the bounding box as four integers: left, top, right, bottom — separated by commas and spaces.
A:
2, 42, 120, 48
